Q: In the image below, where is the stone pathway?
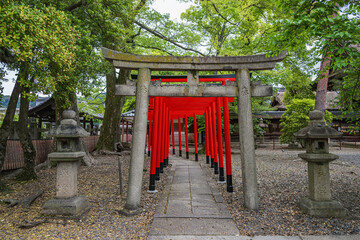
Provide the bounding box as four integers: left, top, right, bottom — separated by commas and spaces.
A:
148, 156, 240, 239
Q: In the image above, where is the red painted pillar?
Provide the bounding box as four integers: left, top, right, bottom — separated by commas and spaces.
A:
193, 113, 198, 161
211, 102, 219, 174
145, 122, 148, 154
205, 111, 210, 164
148, 119, 152, 157
155, 98, 162, 180
149, 98, 160, 190
178, 117, 182, 156
208, 107, 215, 168
165, 107, 170, 167
159, 98, 165, 173
184, 116, 189, 159
216, 97, 225, 182
171, 119, 175, 155
223, 97, 233, 192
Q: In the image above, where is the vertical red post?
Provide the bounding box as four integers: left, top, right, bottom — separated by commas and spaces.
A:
148, 119, 152, 157
193, 113, 198, 161
211, 102, 219, 174
205, 111, 210, 164
149, 97, 160, 190
216, 97, 225, 182
184, 115, 189, 159
178, 117, 182, 156
223, 97, 233, 192
208, 107, 214, 168
145, 122, 148, 154
165, 107, 170, 167
155, 98, 162, 180
171, 118, 175, 155
159, 98, 165, 173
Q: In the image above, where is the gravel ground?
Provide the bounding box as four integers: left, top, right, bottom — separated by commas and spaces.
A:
0, 154, 170, 240
212, 147, 360, 237
0, 148, 359, 239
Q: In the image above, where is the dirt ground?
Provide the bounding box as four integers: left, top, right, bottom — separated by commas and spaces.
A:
0, 147, 359, 239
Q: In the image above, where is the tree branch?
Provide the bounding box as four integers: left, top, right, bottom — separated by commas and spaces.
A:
135, 44, 174, 56
135, 21, 205, 56
64, 0, 86, 12
133, 0, 147, 13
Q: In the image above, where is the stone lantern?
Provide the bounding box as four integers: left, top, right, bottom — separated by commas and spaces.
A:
294, 110, 346, 217
42, 110, 90, 217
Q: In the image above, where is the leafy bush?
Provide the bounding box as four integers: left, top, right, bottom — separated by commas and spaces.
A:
279, 98, 332, 144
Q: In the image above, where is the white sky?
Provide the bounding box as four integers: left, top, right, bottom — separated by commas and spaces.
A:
2, 0, 192, 96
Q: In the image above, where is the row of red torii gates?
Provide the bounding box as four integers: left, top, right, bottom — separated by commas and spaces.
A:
145, 95, 235, 192
102, 48, 286, 211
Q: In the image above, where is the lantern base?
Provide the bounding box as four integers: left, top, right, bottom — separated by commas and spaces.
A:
42, 196, 89, 217
298, 197, 346, 218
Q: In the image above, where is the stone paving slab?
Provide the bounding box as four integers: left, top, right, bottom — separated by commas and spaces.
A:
149, 157, 240, 237
149, 218, 240, 236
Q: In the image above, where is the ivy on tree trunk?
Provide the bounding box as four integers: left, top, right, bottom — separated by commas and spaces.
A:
16, 83, 37, 181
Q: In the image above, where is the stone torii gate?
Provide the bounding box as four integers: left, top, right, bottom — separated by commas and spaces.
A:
101, 48, 286, 211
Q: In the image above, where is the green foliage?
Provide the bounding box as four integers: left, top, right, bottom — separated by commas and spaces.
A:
78, 88, 106, 117
121, 97, 136, 114
0, 2, 79, 99
280, 99, 315, 144
279, 98, 333, 144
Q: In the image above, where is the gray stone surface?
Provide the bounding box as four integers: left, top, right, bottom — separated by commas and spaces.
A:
56, 161, 78, 198
125, 68, 150, 210
236, 68, 259, 210
308, 162, 331, 201
298, 197, 347, 218
42, 196, 89, 216
149, 157, 240, 237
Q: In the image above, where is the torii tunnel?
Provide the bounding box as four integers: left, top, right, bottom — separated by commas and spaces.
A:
146, 96, 235, 193
101, 48, 286, 211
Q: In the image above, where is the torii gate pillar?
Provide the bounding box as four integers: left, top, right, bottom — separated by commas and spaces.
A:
237, 69, 258, 209
125, 68, 150, 210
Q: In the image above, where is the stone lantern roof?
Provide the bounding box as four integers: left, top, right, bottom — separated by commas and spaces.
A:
48, 110, 89, 138
294, 110, 342, 139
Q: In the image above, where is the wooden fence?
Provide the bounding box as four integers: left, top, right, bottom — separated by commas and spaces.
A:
2, 136, 99, 171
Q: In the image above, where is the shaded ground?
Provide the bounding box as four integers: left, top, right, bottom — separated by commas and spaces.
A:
212, 148, 360, 237
0, 154, 170, 240
0, 148, 359, 239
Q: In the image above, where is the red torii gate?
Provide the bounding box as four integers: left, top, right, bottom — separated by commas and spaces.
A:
146, 96, 235, 192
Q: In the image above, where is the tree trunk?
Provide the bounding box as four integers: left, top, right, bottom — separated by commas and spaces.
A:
0, 63, 28, 190
96, 68, 127, 151
315, 57, 331, 113
16, 85, 37, 181
54, 91, 96, 166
